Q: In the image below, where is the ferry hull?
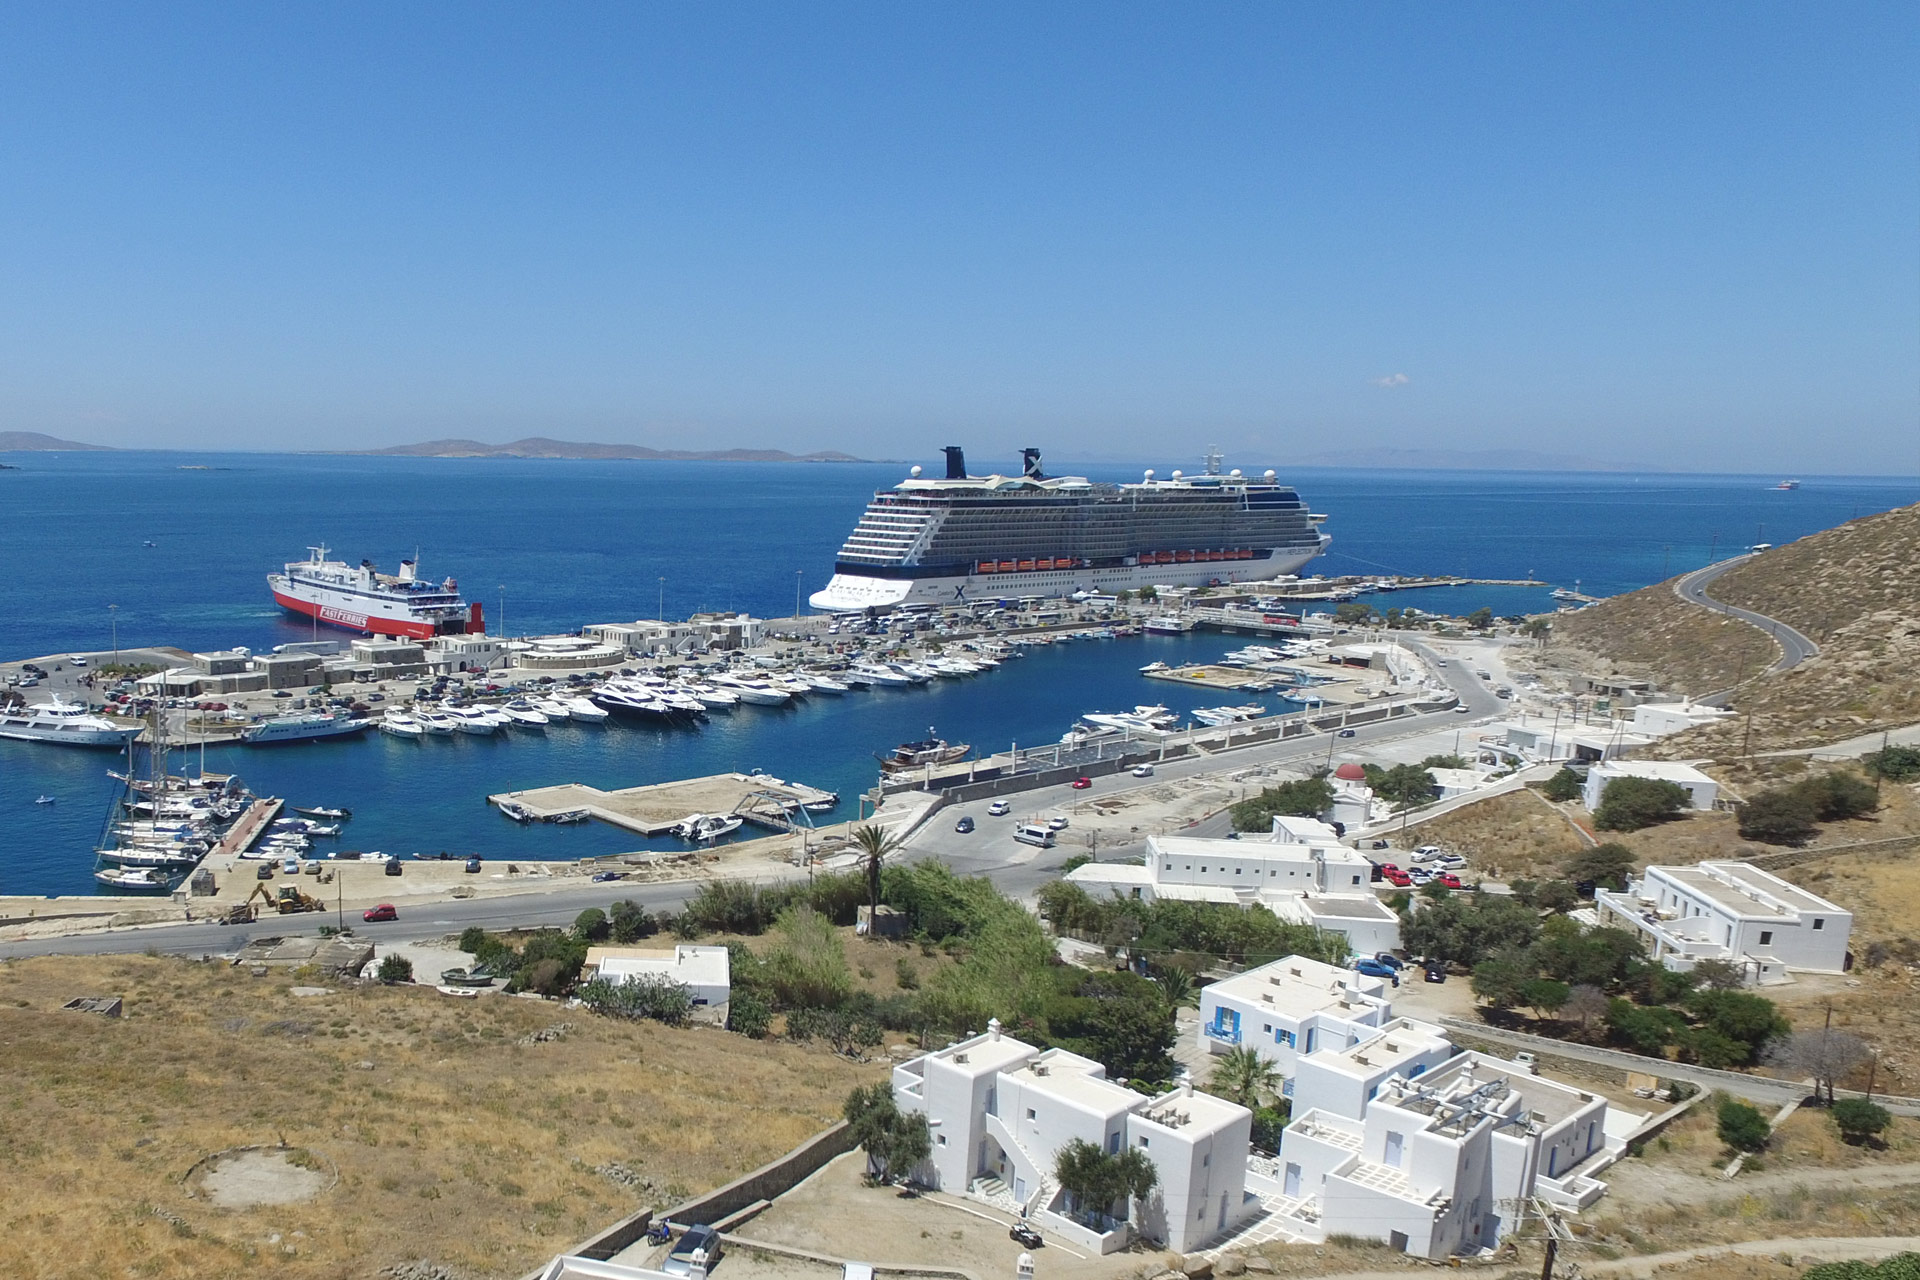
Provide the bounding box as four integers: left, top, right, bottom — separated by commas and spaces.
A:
809, 542, 1328, 613
272, 589, 471, 640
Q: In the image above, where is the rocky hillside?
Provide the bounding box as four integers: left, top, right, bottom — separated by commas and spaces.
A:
1533, 502, 1920, 753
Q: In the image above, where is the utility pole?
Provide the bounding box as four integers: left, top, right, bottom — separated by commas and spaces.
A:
1539, 1237, 1557, 1280
794, 569, 803, 621
109, 604, 119, 666
658, 577, 665, 623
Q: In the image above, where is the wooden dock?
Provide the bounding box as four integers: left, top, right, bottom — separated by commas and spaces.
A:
488, 772, 839, 836
212, 797, 283, 857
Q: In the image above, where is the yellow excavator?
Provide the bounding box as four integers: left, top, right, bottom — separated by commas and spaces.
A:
235, 883, 325, 919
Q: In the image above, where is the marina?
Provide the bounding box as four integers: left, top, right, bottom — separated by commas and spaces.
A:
488, 771, 840, 836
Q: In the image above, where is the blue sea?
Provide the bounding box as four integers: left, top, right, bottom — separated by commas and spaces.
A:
3, 451, 1914, 896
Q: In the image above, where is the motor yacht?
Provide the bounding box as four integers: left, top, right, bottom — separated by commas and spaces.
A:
532, 698, 572, 720
444, 706, 500, 735
416, 708, 459, 735
501, 700, 551, 727
562, 696, 609, 722
851, 663, 910, 687
711, 674, 790, 706
380, 710, 426, 739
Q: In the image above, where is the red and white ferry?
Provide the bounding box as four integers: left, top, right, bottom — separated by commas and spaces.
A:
268, 546, 483, 639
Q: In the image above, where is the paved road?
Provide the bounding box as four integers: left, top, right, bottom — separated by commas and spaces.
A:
1675, 555, 1821, 676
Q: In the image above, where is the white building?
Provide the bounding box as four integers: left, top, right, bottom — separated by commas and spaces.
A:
1595, 860, 1852, 984
1065, 832, 1400, 954
582, 945, 732, 1025
1198, 956, 1393, 1079
1582, 761, 1721, 813
1630, 700, 1737, 738
892, 1021, 1256, 1254
1271, 1048, 1635, 1258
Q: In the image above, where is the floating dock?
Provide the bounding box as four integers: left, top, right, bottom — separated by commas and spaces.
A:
211, 796, 283, 857
488, 772, 838, 836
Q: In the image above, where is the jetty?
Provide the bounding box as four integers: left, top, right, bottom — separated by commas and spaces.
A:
488, 772, 838, 836
212, 796, 283, 857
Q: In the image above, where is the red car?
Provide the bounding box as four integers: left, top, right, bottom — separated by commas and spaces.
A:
362, 903, 398, 922
1384, 870, 1413, 888
1434, 873, 1464, 890
1070, 777, 1093, 790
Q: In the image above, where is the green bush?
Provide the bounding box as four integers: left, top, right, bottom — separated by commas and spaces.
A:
728, 989, 771, 1038
577, 973, 695, 1025
1400, 892, 1541, 969
1804, 1254, 1920, 1280
1541, 767, 1584, 803
376, 954, 414, 984
1831, 1096, 1893, 1145
1715, 1096, 1771, 1152
1564, 843, 1635, 890
1229, 778, 1335, 833
1594, 777, 1691, 831
1737, 788, 1820, 845
573, 907, 610, 942
1792, 771, 1879, 822
1864, 745, 1920, 783
458, 925, 488, 954
609, 899, 656, 943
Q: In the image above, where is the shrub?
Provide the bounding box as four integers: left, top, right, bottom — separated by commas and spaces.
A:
609, 899, 656, 943
1564, 843, 1635, 890
1541, 767, 1584, 802
1737, 788, 1820, 845
1716, 1096, 1771, 1153
573, 907, 610, 942
1593, 777, 1690, 831
1831, 1097, 1892, 1145
1864, 745, 1920, 782
458, 926, 488, 954
894, 957, 920, 990
1792, 771, 1879, 822
1686, 988, 1790, 1065
728, 989, 771, 1038
376, 954, 414, 984
1400, 892, 1541, 968
577, 974, 695, 1025
1230, 778, 1335, 832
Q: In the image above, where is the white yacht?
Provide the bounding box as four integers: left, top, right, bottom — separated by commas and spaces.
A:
443, 706, 500, 735
797, 672, 849, 694
850, 663, 910, 687
711, 674, 791, 706
681, 683, 740, 710
670, 813, 744, 843
562, 696, 609, 722
501, 700, 551, 727
380, 710, 426, 739
416, 708, 458, 735
532, 698, 572, 720
0, 697, 142, 748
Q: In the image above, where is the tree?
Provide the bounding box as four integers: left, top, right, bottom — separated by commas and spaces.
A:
1864, 745, 1920, 782
1229, 777, 1336, 832
1594, 777, 1691, 831
1058, 971, 1177, 1085
1207, 1045, 1279, 1109
1562, 984, 1610, 1038
1465, 607, 1494, 631
1736, 789, 1820, 846
1688, 958, 1746, 991
1054, 1139, 1157, 1227
1373, 763, 1439, 812
1420, 754, 1470, 770
1250, 1104, 1290, 1155
1521, 978, 1571, 1020
609, 898, 656, 943
1531, 880, 1581, 914
1470, 951, 1533, 1009
1767, 1029, 1871, 1105
1716, 1096, 1771, 1153
1830, 1097, 1892, 1145
728, 989, 771, 1038
1520, 618, 1552, 643
1137, 585, 1158, 601
1564, 843, 1636, 890
573, 907, 610, 942
1792, 772, 1879, 822
1332, 601, 1374, 625
376, 954, 414, 984
1541, 767, 1584, 803
1402, 892, 1542, 969
852, 824, 905, 933
1152, 964, 1199, 1010
1687, 988, 1791, 1066
1606, 998, 1686, 1055
844, 1083, 932, 1184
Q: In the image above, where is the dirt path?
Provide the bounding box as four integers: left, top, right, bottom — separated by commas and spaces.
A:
1606, 1158, 1920, 1210
1588, 1234, 1920, 1278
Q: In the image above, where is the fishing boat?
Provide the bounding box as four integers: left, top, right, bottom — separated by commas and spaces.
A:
878, 730, 970, 773
35, 794, 55, 805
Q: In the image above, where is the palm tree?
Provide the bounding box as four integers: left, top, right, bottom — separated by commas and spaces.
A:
1207, 1044, 1279, 1110
852, 823, 904, 933
1152, 965, 1199, 1010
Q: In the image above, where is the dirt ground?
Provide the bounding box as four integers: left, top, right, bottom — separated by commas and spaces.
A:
0, 953, 880, 1280
1413, 788, 1590, 881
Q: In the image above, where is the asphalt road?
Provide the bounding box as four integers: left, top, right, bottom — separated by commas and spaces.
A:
1675, 555, 1820, 673
5, 640, 1504, 962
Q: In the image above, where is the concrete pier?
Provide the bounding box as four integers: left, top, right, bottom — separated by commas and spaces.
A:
488, 771, 839, 835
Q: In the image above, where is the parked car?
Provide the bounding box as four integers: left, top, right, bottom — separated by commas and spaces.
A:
988, 800, 1011, 816
665, 1225, 723, 1277
954, 816, 975, 834
1423, 964, 1447, 983
1047, 815, 1070, 830
1454, 705, 1472, 714
362, 903, 398, 922
383, 859, 403, 877
1383, 870, 1413, 888
591, 870, 625, 882
1353, 957, 1400, 986
1370, 952, 1404, 970
1070, 776, 1092, 790
465, 857, 483, 873
256, 863, 275, 880
1336, 728, 1356, 738
1131, 764, 1155, 778
1434, 872, 1464, 890
1009, 1222, 1044, 1249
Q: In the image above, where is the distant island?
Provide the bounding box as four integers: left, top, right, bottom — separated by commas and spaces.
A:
350, 436, 868, 462
0, 430, 113, 452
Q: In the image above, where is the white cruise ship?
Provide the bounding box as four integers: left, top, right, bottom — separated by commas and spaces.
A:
810, 447, 1329, 613
0, 698, 143, 748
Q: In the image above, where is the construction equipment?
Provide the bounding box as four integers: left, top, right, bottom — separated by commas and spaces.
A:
272, 884, 324, 914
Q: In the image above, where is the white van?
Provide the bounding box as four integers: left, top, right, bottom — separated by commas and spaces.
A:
1014, 823, 1056, 848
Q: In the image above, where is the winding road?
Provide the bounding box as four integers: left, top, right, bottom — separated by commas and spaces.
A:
1674, 555, 1821, 687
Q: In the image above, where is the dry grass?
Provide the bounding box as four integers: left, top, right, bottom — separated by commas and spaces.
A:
1413, 788, 1590, 880
0, 954, 877, 1280
1543, 579, 1779, 704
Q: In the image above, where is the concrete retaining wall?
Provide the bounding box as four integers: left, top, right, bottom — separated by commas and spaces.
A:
662, 1120, 860, 1228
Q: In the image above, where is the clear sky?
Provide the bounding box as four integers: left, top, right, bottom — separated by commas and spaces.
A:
1, 4, 1915, 472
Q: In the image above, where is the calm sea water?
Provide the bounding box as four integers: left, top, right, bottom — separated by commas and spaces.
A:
3, 451, 1914, 895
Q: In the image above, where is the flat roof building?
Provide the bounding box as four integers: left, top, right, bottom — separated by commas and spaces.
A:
1596, 860, 1851, 983
1199, 956, 1393, 1079
582, 944, 732, 1024
1582, 761, 1722, 813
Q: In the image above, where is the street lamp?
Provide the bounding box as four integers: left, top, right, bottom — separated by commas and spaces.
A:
794, 569, 803, 621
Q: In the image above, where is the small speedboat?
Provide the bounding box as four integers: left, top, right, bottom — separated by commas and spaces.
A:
497, 800, 537, 823
35, 795, 55, 805
670, 812, 744, 843
293, 805, 352, 819
95, 865, 172, 890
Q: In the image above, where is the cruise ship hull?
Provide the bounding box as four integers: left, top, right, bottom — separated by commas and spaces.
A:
810, 542, 1327, 613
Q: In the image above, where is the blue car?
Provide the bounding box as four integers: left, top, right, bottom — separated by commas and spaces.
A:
1352, 958, 1400, 986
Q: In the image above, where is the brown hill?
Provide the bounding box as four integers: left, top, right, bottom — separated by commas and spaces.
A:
358, 436, 865, 462
1537, 502, 1920, 753
0, 430, 112, 451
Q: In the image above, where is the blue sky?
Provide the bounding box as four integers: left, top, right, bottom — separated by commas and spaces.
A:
1, 4, 1914, 472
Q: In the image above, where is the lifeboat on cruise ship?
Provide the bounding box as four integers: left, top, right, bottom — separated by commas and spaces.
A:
1175, 550, 1195, 563
976, 562, 1000, 573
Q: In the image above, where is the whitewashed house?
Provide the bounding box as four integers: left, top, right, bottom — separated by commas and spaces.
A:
1065, 832, 1400, 954
1595, 860, 1852, 983
1198, 956, 1393, 1079
1581, 761, 1721, 813
581, 945, 731, 1024
1270, 1049, 1634, 1258
892, 1020, 1256, 1254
